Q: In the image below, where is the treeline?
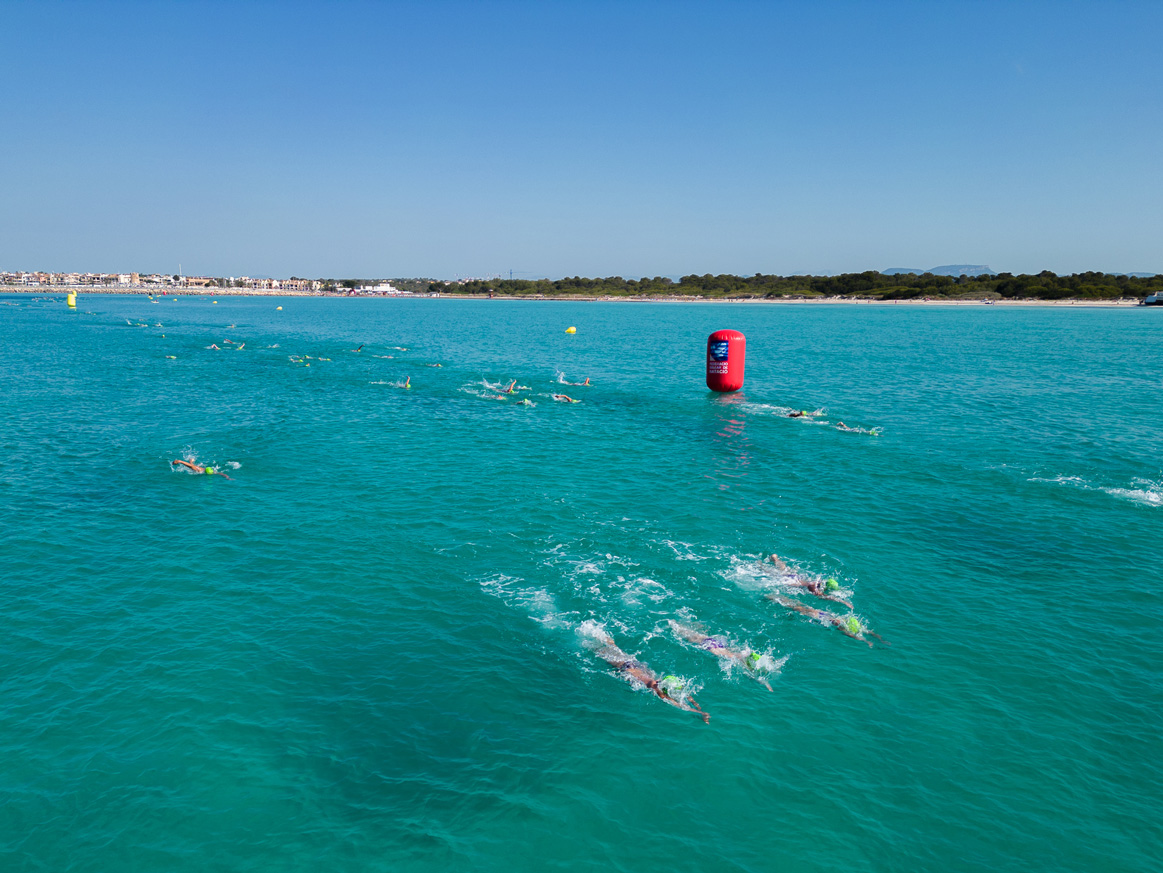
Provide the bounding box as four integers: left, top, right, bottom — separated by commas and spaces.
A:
424, 271, 1162, 300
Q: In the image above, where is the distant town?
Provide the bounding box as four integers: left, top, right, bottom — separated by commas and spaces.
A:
0, 271, 427, 295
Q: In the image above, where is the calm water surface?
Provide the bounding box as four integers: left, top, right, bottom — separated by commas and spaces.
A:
2, 295, 1160, 872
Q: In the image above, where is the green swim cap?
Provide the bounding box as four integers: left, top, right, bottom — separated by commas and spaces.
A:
825, 578, 839, 592
660, 675, 684, 695
205, 467, 215, 475
845, 616, 861, 634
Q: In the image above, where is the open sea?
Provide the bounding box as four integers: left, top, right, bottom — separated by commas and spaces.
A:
1, 293, 1160, 872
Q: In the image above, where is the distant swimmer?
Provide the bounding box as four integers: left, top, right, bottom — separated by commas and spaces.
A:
515, 398, 534, 406
787, 410, 806, 418
352, 344, 364, 352
504, 380, 517, 394
669, 620, 779, 691
767, 594, 886, 647
171, 459, 232, 479
766, 554, 853, 609
404, 376, 411, 389
590, 629, 709, 722
207, 344, 220, 350
564, 377, 591, 386
552, 394, 581, 403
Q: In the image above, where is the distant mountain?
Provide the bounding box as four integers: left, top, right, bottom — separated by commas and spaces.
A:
883, 265, 996, 277
1117, 271, 1158, 278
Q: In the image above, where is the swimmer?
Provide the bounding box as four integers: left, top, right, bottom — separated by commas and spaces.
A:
170, 459, 232, 479
208, 344, 220, 350
766, 554, 853, 609
669, 620, 778, 691
787, 410, 806, 418
552, 393, 581, 403
504, 380, 517, 394
404, 376, 411, 389
564, 376, 591, 386
352, 344, 364, 352
589, 629, 709, 722
767, 594, 886, 647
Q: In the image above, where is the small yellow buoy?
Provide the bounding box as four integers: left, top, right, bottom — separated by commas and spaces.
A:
277, 306, 283, 310
212, 300, 217, 304
565, 326, 576, 334
66, 292, 77, 308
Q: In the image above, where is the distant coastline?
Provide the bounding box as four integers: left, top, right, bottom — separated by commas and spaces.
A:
1, 285, 1150, 306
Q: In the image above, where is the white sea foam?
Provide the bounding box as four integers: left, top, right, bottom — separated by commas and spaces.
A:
479, 575, 572, 628
1031, 474, 1162, 508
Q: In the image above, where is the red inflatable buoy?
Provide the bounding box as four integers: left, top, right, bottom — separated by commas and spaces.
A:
706, 329, 745, 392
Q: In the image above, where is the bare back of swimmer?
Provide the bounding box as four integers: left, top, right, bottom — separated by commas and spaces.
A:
171, 459, 232, 479
669, 620, 775, 691
590, 629, 709, 721
767, 593, 883, 647
767, 554, 853, 609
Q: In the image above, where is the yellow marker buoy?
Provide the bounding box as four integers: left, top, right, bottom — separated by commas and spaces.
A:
277, 306, 283, 310
565, 326, 576, 333
212, 300, 218, 304
66, 292, 77, 308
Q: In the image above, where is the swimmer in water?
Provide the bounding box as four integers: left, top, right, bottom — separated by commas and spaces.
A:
767, 594, 886, 646
787, 410, 806, 418
766, 554, 853, 609
589, 629, 709, 722
504, 380, 517, 394
564, 376, 590, 386
352, 344, 364, 352
404, 376, 411, 389
668, 620, 778, 691
170, 459, 232, 479
552, 393, 581, 403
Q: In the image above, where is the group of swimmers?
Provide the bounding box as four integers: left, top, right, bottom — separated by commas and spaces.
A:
473, 375, 589, 405
783, 408, 881, 435
764, 554, 887, 646
586, 552, 885, 723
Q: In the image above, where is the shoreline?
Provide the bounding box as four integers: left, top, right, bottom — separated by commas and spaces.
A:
0, 286, 1149, 307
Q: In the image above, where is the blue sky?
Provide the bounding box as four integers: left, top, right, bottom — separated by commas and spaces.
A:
2, 1, 1160, 279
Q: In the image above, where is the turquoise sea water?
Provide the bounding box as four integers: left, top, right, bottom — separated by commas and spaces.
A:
2, 294, 1161, 872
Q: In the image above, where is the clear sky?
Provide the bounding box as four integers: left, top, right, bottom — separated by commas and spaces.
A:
2, 0, 1160, 279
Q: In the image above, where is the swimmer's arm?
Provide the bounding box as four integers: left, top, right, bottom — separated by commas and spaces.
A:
833, 621, 862, 641
866, 631, 889, 646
